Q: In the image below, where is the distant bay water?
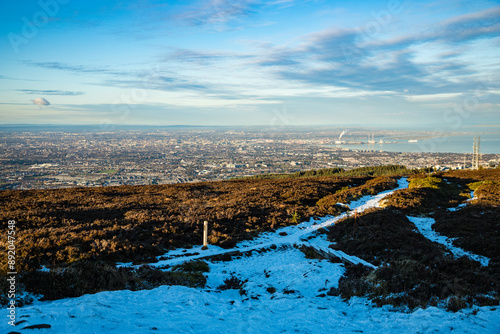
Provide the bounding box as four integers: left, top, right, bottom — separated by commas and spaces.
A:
330, 133, 500, 154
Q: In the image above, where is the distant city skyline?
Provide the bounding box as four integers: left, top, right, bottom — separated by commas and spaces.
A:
1, 0, 499, 128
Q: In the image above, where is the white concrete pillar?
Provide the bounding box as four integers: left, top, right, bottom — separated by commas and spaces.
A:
203, 221, 208, 248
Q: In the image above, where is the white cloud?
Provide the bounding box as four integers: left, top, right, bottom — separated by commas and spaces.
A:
32, 97, 51, 106
404, 93, 462, 102
178, 0, 258, 26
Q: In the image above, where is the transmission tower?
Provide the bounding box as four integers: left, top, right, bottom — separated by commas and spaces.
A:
472, 135, 481, 169
477, 135, 481, 168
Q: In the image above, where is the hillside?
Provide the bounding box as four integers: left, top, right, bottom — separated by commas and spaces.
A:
1, 167, 500, 332
0, 166, 407, 274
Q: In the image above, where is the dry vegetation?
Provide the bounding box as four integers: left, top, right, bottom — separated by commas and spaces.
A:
317, 176, 398, 215
432, 169, 500, 280
326, 208, 499, 310
1, 166, 498, 311
381, 172, 471, 214
326, 169, 500, 311
0, 167, 405, 302
0, 175, 381, 273
0, 259, 209, 305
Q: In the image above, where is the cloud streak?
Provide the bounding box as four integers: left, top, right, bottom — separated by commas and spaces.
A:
99, 76, 209, 92
176, 0, 259, 26
164, 48, 253, 65
174, 0, 301, 27
22, 59, 218, 94
19, 89, 85, 96
368, 6, 500, 49
255, 6, 500, 95
23, 61, 130, 77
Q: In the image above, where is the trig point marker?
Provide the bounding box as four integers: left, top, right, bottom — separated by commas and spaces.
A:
202, 221, 208, 249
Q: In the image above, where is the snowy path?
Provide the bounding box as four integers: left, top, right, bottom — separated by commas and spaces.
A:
137, 177, 409, 269
308, 244, 377, 269
407, 216, 490, 266
447, 190, 475, 212
5, 232, 500, 333
4, 177, 500, 334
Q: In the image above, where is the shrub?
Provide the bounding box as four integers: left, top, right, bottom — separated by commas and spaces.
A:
384, 176, 469, 213
158, 271, 206, 288
0, 278, 33, 307
267, 287, 276, 294
0, 172, 374, 273
316, 176, 399, 214
15, 259, 208, 303
467, 180, 493, 191
465, 180, 500, 206
218, 274, 247, 291
409, 176, 442, 189
172, 260, 210, 273
433, 206, 500, 261
290, 211, 301, 223
446, 296, 468, 312
298, 244, 325, 260
21, 260, 137, 300
325, 208, 500, 311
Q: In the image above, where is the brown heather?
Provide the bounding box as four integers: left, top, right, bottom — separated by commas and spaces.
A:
0, 173, 401, 274
1, 167, 499, 311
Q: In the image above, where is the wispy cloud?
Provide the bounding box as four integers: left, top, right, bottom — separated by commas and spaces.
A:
99, 75, 209, 92
21, 59, 216, 93
266, 0, 299, 9
255, 6, 500, 95
404, 92, 463, 102
22, 61, 130, 77
164, 48, 253, 65
19, 89, 85, 96
369, 6, 500, 49
0, 74, 42, 82
173, 0, 305, 29
177, 0, 259, 26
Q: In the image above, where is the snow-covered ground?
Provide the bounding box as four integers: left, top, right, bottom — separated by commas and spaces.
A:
125, 177, 410, 269
447, 203, 468, 212
6, 248, 500, 333
407, 216, 490, 267
447, 190, 475, 212
4, 177, 500, 333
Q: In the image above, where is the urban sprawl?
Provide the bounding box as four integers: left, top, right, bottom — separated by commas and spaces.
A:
1, 127, 498, 190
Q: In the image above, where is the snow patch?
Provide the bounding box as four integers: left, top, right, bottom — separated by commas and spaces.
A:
446, 190, 476, 212
4, 248, 500, 333
447, 203, 467, 212
144, 178, 409, 269
407, 216, 490, 266
6, 177, 499, 333
468, 190, 475, 201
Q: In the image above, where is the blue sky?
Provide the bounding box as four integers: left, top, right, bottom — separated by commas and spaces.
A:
1, 0, 499, 128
